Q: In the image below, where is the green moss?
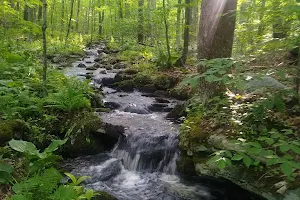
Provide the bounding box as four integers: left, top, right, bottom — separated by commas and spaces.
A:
116, 80, 134, 92
133, 74, 153, 89
0, 120, 30, 145
93, 191, 117, 200
154, 75, 178, 90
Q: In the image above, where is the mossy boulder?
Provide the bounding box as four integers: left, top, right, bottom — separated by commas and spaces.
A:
154, 75, 178, 90
114, 69, 137, 83
92, 191, 118, 200
169, 87, 190, 100
0, 120, 30, 145
177, 153, 197, 176
116, 80, 134, 92
90, 93, 104, 108
133, 74, 154, 90
166, 103, 186, 120
62, 116, 106, 157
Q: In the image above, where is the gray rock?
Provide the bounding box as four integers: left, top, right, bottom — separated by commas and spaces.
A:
245, 76, 287, 92
77, 63, 86, 68
124, 104, 149, 114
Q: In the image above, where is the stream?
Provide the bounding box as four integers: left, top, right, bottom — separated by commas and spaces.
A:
63, 43, 265, 200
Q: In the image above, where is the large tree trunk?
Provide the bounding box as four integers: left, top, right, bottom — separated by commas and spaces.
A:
198, 0, 237, 59
181, 0, 191, 65
197, 0, 237, 101
42, 0, 48, 95
137, 0, 144, 44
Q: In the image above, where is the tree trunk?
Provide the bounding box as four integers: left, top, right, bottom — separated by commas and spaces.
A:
137, 0, 144, 44
76, 0, 80, 32
163, 0, 171, 66
61, 0, 65, 34
176, 0, 182, 50
50, 0, 56, 32
37, 0, 43, 24
42, 0, 48, 95
66, 0, 75, 45
197, 0, 237, 101
257, 0, 266, 36
181, 0, 191, 66
198, 0, 237, 59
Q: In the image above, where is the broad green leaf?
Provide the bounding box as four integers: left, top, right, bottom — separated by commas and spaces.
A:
231, 154, 243, 161
76, 176, 91, 185
9, 139, 39, 155
217, 159, 227, 169
0, 163, 13, 173
290, 144, 300, 154
64, 172, 77, 184
248, 147, 261, 155
243, 156, 252, 167
280, 145, 290, 153
44, 139, 68, 153
280, 163, 293, 176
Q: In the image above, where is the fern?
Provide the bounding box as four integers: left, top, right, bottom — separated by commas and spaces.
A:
51, 186, 78, 200
12, 168, 63, 200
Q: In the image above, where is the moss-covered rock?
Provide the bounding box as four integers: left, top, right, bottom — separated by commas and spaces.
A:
62, 116, 106, 157
169, 87, 190, 100
92, 191, 118, 200
154, 75, 178, 90
177, 152, 197, 176
133, 74, 153, 90
116, 80, 134, 92
0, 120, 30, 145
90, 92, 104, 108
166, 103, 186, 120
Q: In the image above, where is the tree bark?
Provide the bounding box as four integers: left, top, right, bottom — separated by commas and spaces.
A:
163, 0, 171, 65
61, 0, 65, 35
181, 0, 191, 65
198, 0, 237, 59
176, 0, 182, 50
137, 0, 144, 43
197, 0, 237, 101
76, 0, 80, 32
66, 0, 75, 45
257, 0, 266, 36
42, 0, 48, 95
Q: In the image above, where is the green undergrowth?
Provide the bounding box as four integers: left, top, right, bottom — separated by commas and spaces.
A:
179, 58, 300, 193
0, 38, 108, 199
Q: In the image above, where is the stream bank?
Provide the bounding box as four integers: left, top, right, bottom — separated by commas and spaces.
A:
61, 43, 266, 200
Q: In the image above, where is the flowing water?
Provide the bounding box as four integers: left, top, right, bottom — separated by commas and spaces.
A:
63, 44, 265, 200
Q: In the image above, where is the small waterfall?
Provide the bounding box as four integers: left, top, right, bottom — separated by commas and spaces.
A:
111, 126, 179, 174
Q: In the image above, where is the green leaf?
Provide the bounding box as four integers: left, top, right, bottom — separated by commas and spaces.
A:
44, 139, 68, 153
217, 159, 227, 169
266, 158, 278, 166
0, 163, 13, 173
248, 147, 261, 155
231, 154, 243, 161
51, 186, 78, 200
0, 171, 13, 184
76, 176, 91, 185
280, 163, 293, 176
85, 189, 94, 200
9, 139, 39, 156
64, 172, 77, 184
290, 144, 300, 154
243, 156, 252, 167
280, 145, 290, 153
